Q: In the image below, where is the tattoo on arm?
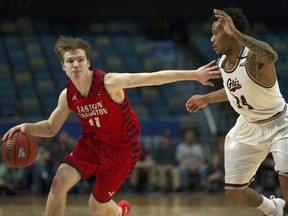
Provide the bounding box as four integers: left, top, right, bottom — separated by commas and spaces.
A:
234, 32, 278, 64
246, 53, 258, 79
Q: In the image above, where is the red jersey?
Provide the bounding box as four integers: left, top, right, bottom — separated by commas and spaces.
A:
66, 68, 141, 146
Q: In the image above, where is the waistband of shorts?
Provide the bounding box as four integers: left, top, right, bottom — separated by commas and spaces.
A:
253, 104, 287, 124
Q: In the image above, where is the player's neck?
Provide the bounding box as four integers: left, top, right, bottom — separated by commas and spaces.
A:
73, 71, 93, 97
226, 44, 244, 65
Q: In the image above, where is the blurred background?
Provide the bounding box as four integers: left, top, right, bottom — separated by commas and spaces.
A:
0, 0, 287, 197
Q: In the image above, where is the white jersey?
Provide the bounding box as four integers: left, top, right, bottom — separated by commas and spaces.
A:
219, 46, 285, 122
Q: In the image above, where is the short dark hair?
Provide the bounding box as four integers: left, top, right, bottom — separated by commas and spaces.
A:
211, 7, 250, 33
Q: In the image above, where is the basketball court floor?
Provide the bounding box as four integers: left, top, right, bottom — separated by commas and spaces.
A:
0, 193, 262, 216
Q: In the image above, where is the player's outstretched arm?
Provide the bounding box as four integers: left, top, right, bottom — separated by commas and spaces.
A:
105, 60, 221, 91
186, 88, 228, 113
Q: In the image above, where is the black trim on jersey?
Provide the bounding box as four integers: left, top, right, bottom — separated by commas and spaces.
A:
132, 147, 141, 154
130, 131, 140, 139
61, 160, 85, 180
121, 101, 129, 110
220, 46, 246, 73
238, 55, 248, 59
123, 108, 131, 116
126, 119, 133, 128
127, 125, 136, 133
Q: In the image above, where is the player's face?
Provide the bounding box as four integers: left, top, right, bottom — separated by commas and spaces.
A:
62, 49, 90, 80
210, 21, 232, 56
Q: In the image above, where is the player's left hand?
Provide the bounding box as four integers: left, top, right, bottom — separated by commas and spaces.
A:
214, 9, 238, 37
185, 95, 208, 113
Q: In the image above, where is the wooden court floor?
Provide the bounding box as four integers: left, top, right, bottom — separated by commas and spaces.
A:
0, 193, 262, 216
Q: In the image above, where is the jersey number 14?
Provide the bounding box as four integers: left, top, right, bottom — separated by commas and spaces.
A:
234, 95, 253, 110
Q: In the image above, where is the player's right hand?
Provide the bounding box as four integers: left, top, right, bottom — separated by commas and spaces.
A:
1, 124, 26, 141
185, 95, 208, 113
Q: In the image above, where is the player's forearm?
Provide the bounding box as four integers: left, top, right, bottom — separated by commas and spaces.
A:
153, 70, 199, 83
23, 121, 57, 137
112, 70, 199, 88
203, 88, 228, 104
233, 31, 278, 63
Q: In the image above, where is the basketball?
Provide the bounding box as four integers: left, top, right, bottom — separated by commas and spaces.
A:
1, 131, 38, 168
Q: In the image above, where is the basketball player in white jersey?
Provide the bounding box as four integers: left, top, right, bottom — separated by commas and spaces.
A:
186, 7, 288, 216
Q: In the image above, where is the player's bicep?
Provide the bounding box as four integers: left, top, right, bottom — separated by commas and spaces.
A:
247, 52, 276, 86
47, 89, 70, 133
105, 72, 155, 91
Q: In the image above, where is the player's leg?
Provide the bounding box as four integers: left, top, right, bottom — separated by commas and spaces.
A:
278, 176, 288, 215
88, 143, 139, 215
45, 163, 81, 216
272, 138, 288, 200
88, 195, 130, 216
224, 156, 283, 216
272, 141, 288, 215
223, 119, 280, 215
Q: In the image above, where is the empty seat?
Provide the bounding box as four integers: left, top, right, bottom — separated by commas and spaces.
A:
88, 22, 106, 35
105, 56, 126, 72
37, 80, 57, 98
140, 87, 161, 100
21, 96, 42, 117
142, 56, 162, 71
34, 21, 52, 35
95, 36, 112, 48
167, 96, 186, 112
14, 72, 32, 83
16, 17, 35, 36
3, 35, 22, 50
1, 19, 18, 34
150, 104, 170, 117
42, 96, 58, 116
132, 105, 149, 118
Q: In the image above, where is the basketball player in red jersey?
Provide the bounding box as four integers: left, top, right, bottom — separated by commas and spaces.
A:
2, 36, 221, 216
186, 8, 288, 216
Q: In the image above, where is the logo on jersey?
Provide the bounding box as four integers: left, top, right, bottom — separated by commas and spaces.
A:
72, 95, 78, 101
108, 191, 115, 197
227, 78, 242, 92
76, 102, 108, 118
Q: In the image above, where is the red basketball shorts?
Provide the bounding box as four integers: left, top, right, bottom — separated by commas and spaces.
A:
63, 138, 141, 202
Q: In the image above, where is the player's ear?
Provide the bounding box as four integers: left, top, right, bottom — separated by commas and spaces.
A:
61, 64, 66, 71
87, 60, 90, 68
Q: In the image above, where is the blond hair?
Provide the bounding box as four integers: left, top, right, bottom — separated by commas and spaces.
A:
54, 35, 91, 63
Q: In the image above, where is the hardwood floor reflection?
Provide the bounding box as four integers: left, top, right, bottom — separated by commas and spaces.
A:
0, 193, 262, 216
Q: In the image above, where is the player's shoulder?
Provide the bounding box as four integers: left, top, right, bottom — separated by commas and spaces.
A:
61, 88, 68, 95
59, 88, 68, 100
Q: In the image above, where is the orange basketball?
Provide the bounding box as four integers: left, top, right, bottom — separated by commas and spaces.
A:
1, 131, 38, 168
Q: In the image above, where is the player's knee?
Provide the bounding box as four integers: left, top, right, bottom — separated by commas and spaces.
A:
49, 174, 69, 194
225, 189, 244, 202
